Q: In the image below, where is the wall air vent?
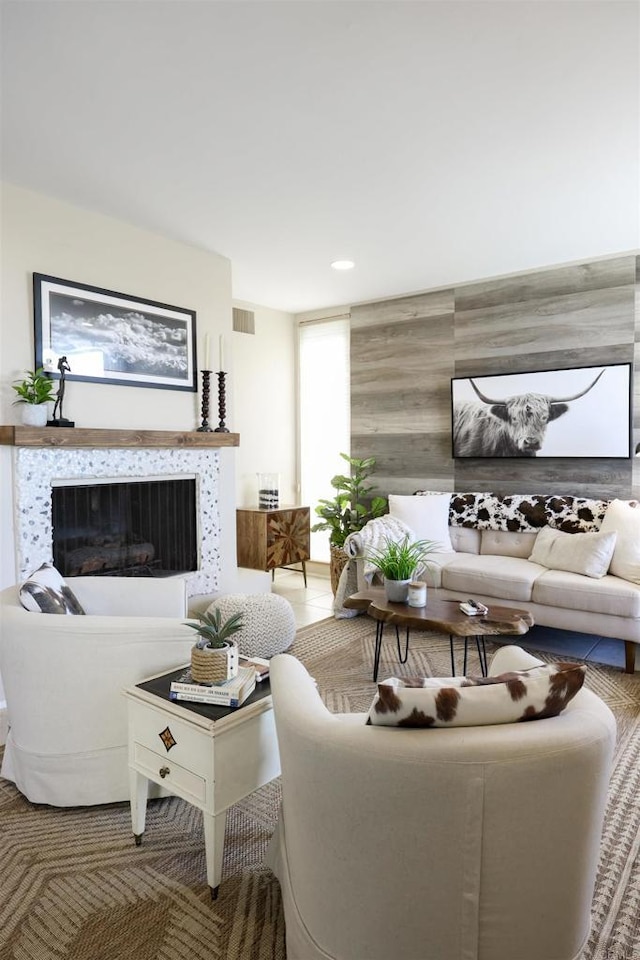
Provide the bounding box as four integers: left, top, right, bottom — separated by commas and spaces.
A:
232, 308, 255, 334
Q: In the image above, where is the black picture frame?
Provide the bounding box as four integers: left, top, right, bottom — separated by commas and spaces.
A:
451, 362, 632, 459
33, 273, 197, 391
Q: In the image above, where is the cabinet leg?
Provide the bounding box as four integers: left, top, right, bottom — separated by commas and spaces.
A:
203, 809, 227, 896
624, 640, 636, 674
129, 769, 148, 844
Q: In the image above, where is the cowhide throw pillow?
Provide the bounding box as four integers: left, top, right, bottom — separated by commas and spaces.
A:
446, 493, 608, 533
366, 662, 586, 728
19, 563, 86, 615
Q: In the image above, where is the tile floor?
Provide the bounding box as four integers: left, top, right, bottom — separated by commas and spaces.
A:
271, 566, 640, 672
271, 566, 335, 628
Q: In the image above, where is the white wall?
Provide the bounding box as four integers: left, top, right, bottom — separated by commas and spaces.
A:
232, 300, 297, 509
0, 182, 237, 589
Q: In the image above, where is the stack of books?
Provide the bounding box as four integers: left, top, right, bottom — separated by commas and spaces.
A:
169, 656, 270, 708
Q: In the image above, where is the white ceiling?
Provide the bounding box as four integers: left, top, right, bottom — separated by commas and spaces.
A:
2, 1, 638, 314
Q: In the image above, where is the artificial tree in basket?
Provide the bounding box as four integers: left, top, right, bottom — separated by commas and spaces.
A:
312, 453, 388, 595
184, 607, 244, 684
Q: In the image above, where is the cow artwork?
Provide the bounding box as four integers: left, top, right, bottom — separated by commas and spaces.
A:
452, 369, 606, 458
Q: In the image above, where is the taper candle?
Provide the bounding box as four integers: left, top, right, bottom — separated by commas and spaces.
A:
204, 333, 210, 370
219, 335, 225, 371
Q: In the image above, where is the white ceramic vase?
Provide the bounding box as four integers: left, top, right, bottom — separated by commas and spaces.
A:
20, 403, 48, 427
383, 577, 412, 603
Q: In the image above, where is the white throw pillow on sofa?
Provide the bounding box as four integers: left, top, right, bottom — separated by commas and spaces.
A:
600, 499, 640, 584
388, 494, 453, 552
528, 525, 616, 579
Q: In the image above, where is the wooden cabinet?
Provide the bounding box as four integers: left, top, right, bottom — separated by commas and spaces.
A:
236, 506, 310, 584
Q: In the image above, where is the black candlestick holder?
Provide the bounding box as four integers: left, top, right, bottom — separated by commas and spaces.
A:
214, 371, 230, 433
197, 370, 213, 432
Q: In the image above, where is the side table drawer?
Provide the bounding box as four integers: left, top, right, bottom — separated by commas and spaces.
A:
133, 742, 207, 806
128, 702, 213, 779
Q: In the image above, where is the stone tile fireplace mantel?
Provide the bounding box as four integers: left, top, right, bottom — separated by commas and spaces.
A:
0, 426, 239, 448
3, 426, 239, 596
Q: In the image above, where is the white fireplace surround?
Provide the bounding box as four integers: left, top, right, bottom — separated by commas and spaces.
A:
13, 447, 221, 597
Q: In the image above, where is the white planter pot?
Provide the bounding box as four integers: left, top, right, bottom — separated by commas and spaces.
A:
20, 403, 48, 427
384, 577, 412, 603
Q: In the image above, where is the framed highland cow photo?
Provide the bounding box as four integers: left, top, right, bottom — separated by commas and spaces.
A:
451, 363, 632, 459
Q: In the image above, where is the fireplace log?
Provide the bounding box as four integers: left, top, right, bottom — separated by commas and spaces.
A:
63, 543, 156, 577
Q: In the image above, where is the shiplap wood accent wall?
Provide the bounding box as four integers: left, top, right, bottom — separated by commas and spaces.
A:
351, 254, 639, 502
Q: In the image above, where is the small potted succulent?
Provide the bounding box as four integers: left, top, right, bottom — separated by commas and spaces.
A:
12, 368, 56, 426
365, 535, 440, 603
184, 607, 244, 684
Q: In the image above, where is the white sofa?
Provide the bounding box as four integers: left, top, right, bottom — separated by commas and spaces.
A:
353, 492, 640, 673
0, 576, 194, 806
267, 645, 616, 960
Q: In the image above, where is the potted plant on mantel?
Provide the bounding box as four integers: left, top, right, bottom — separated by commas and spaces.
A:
184, 607, 244, 684
365, 535, 441, 603
312, 453, 388, 595
11, 368, 56, 427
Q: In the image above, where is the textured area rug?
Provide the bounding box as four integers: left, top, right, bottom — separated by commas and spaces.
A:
1, 618, 639, 960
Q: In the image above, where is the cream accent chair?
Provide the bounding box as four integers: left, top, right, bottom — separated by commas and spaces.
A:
0, 577, 194, 806
266, 646, 616, 960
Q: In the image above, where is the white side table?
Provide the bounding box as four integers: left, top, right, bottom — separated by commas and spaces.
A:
124, 666, 281, 899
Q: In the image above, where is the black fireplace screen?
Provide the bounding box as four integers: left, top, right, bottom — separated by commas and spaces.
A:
51, 478, 197, 577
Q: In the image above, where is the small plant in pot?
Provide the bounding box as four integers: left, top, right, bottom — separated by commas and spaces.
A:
12, 368, 56, 427
365, 535, 440, 603
184, 607, 244, 684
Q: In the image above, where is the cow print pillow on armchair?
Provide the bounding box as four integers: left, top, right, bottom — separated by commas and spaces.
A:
19, 563, 86, 615
366, 662, 586, 728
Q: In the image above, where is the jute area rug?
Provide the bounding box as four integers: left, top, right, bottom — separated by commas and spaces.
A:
1, 617, 639, 960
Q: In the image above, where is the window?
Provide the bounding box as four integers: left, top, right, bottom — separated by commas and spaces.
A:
298, 317, 350, 562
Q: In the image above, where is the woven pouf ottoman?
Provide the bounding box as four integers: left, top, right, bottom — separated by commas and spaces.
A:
208, 593, 296, 658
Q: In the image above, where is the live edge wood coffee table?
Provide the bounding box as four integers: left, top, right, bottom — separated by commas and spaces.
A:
344, 588, 534, 682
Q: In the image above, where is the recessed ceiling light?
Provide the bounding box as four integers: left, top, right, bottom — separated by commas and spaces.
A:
331, 260, 355, 271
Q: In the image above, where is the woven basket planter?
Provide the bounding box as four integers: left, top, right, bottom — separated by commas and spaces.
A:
190, 641, 239, 684
329, 544, 349, 596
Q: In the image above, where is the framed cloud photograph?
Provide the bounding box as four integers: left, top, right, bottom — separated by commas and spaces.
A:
33, 273, 197, 391
451, 363, 632, 459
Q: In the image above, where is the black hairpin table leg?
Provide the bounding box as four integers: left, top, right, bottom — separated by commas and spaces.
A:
396, 626, 410, 664
373, 621, 384, 682
475, 636, 488, 677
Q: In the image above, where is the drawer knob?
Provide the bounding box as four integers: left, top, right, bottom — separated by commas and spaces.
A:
159, 766, 170, 779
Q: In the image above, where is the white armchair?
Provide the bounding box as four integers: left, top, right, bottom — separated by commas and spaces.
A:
267, 646, 616, 960
0, 576, 194, 806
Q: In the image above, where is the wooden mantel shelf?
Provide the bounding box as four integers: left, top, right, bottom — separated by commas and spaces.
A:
0, 426, 240, 448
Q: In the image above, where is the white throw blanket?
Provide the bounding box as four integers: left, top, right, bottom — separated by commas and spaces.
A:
333, 514, 419, 618
343, 514, 416, 583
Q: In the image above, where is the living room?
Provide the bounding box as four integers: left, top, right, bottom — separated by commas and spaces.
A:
1, 2, 639, 958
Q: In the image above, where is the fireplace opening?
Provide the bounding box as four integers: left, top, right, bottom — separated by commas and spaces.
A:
51, 477, 198, 578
